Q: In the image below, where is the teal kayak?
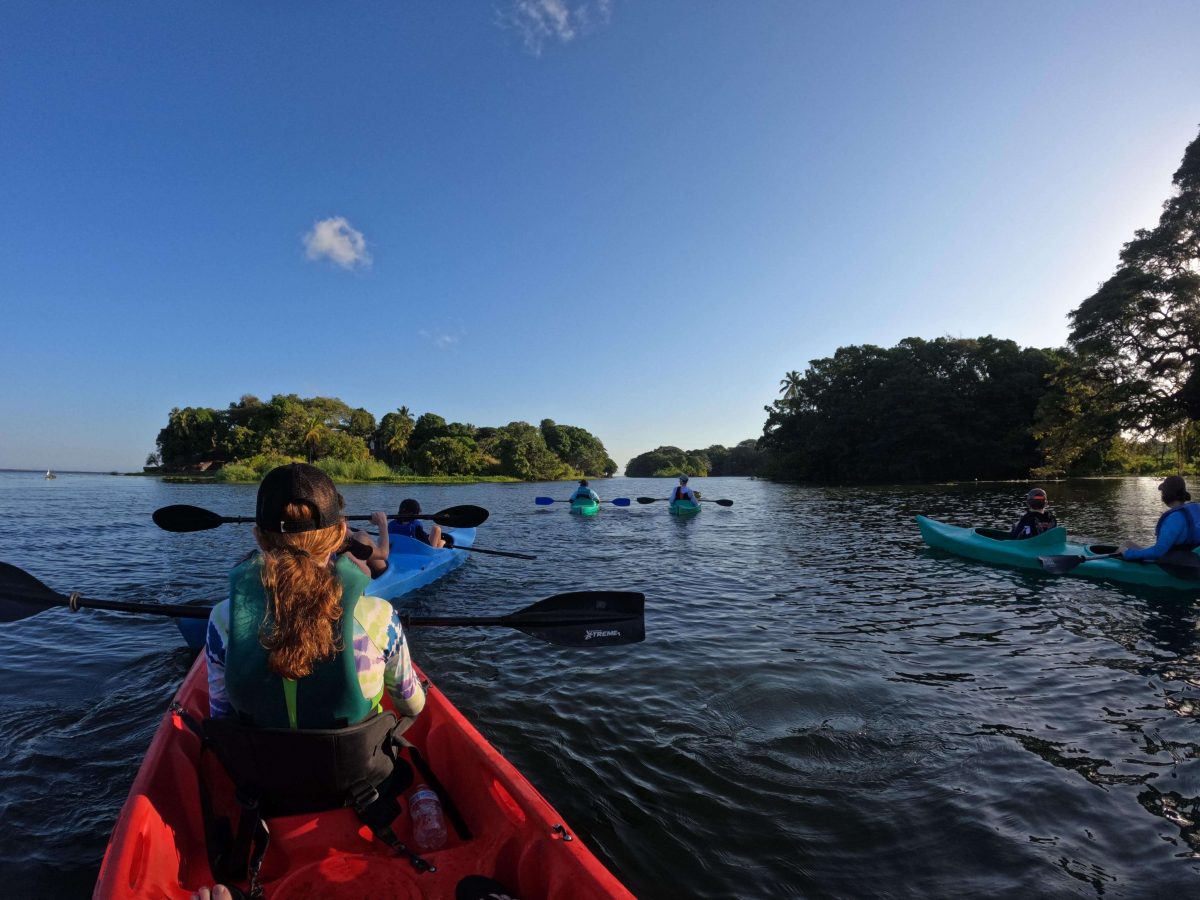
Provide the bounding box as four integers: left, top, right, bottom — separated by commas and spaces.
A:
916, 515, 1200, 590
571, 497, 600, 517
669, 499, 701, 516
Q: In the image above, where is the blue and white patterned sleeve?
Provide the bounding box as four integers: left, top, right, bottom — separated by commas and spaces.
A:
205, 599, 232, 719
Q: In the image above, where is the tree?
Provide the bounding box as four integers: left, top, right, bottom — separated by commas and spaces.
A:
374, 407, 415, 466
760, 337, 1059, 482
779, 370, 803, 401
1066, 126, 1200, 437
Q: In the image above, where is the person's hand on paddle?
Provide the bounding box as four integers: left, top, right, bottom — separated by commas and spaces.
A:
191, 886, 232, 900
369, 511, 388, 530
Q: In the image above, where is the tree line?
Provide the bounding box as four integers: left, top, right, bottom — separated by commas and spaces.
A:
623, 442, 764, 478
151, 394, 617, 481
759, 124, 1200, 484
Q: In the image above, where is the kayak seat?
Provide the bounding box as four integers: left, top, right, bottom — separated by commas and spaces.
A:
200, 712, 417, 884
203, 711, 413, 816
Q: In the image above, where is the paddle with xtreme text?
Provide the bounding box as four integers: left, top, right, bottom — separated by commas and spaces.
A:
152, 504, 536, 561
0, 563, 645, 648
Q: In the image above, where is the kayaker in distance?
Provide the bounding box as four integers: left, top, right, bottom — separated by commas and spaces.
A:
204, 463, 426, 727
569, 479, 600, 503
389, 497, 452, 548
669, 474, 699, 503
1120, 475, 1200, 560
1010, 488, 1057, 539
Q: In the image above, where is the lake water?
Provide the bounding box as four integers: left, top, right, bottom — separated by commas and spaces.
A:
1, 472, 1198, 898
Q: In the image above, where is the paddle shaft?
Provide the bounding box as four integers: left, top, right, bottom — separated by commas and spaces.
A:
14, 592, 628, 628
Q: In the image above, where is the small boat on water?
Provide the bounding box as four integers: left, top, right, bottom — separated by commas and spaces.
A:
916, 515, 1200, 591
44, 470, 56, 480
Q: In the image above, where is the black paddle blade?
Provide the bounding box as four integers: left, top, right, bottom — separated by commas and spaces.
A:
0, 562, 62, 622
1038, 554, 1092, 575
153, 504, 232, 533
428, 505, 489, 528
713, 499, 734, 507
504, 591, 645, 647
1153, 549, 1200, 580
636, 497, 660, 504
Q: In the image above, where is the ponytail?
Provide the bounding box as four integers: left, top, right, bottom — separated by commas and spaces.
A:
256, 503, 346, 679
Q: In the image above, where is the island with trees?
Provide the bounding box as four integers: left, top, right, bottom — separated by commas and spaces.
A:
150, 395, 617, 483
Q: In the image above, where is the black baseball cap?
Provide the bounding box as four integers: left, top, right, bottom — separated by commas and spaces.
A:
255, 463, 343, 534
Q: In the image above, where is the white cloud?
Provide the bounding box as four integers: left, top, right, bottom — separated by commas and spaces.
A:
498, 0, 612, 55
419, 328, 461, 350
303, 217, 371, 270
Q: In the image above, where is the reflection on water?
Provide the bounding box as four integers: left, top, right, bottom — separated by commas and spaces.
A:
0, 472, 1199, 896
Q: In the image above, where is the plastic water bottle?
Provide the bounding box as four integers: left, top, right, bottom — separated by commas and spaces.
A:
410, 784, 447, 851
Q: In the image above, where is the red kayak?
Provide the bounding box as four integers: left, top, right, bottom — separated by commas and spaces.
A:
94, 655, 633, 899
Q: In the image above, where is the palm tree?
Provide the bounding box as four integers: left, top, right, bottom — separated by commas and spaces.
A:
779, 370, 803, 401
302, 415, 329, 463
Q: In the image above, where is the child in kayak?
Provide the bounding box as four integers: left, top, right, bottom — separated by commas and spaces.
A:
1010, 488, 1057, 539
388, 498, 453, 548
1120, 475, 1200, 560
569, 479, 600, 504
204, 463, 425, 728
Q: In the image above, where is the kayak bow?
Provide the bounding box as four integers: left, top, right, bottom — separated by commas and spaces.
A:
94, 655, 634, 899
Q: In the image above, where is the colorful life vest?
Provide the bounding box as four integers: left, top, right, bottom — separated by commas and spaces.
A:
224, 554, 374, 729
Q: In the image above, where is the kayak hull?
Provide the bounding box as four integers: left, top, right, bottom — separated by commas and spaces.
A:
570, 498, 599, 517
93, 655, 633, 899
668, 500, 700, 516
916, 515, 1200, 590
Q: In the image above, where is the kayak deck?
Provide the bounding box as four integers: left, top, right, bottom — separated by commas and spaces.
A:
366, 527, 476, 601
570, 498, 599, 517
916, 515, 1200, 590
668, 499, 700, 516
94, 655, 633, 899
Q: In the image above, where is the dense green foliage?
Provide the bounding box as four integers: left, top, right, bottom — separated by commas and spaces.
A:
154, 395, 616, 481
761, 126, 1200, 483
624, 440, 763, 478
1035, 126, 1200, 473
760, 337, 1061, 483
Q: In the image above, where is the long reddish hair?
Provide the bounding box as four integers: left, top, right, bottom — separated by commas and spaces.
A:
256, 502, 347, 679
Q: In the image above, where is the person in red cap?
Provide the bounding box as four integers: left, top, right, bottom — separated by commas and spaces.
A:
1010, 487, 1058, 539
1121, 475, 1200, 560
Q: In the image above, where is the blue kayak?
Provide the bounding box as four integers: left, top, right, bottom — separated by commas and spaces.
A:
366, 527, 476, 600
175, 528, 476, 651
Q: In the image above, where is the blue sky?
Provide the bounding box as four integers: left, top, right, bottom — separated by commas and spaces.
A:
2, 1, 1199, 472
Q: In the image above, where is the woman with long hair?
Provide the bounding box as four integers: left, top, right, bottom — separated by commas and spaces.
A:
204, 463, 424, 729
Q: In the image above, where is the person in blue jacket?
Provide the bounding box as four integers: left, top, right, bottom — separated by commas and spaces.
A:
1121, 475, 1200, 561
388, 498, 451, 548
569, 480, 600, 503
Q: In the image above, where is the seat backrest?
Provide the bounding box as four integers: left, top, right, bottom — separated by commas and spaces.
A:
203, 711, 412, 816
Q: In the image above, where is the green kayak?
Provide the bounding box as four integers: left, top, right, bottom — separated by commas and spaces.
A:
916, 515, 1200, 590
669, 499, 701, 516
571, 497, 599, 517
